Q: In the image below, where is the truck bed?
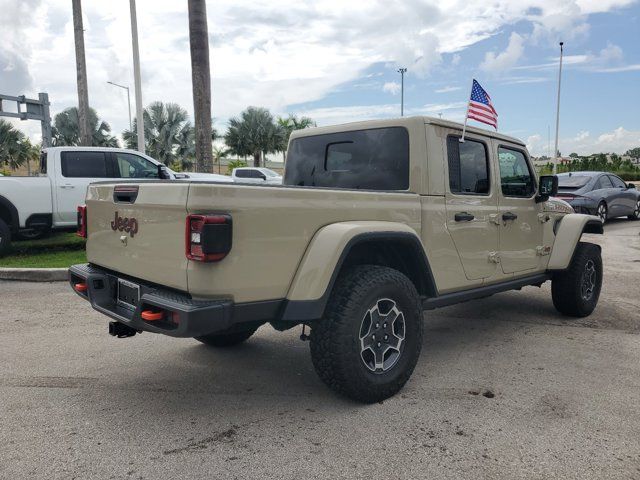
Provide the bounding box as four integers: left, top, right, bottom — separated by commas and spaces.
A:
85, 181, 422, 302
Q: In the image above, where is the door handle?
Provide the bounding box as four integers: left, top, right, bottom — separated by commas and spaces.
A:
502, 212, 518, 221
60, 184, 75, 189
454, 212, 475, 222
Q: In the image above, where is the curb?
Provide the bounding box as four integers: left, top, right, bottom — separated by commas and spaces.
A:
0, 268, 68, 282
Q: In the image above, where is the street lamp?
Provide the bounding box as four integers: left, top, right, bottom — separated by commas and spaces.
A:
107, 81, 132, 132
397, 67, 407, 116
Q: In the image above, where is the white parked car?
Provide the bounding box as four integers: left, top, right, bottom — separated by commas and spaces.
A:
0, 146, 231, 254
231, 167, 282, 185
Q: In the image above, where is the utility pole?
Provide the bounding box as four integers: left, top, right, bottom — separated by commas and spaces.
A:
397, 68, 407, 116
107, 81, 132, 132
129, 0, 145, 153
72, 0, 92, 146
553, 42, 564, 175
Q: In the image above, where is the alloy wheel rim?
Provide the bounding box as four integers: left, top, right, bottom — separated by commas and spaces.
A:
598, 204, 607, 223
580, 260, 597, 301
635, 201, 640, 218
359, 298, 406, 374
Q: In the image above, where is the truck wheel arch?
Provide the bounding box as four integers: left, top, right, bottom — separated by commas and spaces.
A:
547, 214, 603, 270
281, 222, 437, 322
0, 195, 19, 233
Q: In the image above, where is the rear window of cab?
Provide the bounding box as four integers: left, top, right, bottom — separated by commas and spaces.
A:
284, 127, 409, 190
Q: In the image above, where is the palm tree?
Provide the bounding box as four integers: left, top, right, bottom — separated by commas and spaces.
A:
52, 107, 119, 147
212, 145, 228, 174
276, 114, 316, 162
188, 0, 213, 173
225, 107, 282, 167
0, 121, 40, 173
72, 0, 92, 145
123, 101, 194, 167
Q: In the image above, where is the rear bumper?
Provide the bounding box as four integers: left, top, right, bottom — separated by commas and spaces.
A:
68, 263, 235, 338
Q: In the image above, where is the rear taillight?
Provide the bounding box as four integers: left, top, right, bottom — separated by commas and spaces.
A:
185, 214, 232, 262
77, 205, 87, 238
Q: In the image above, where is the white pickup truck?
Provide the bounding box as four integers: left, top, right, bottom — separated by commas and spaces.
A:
0, 146, 230, 255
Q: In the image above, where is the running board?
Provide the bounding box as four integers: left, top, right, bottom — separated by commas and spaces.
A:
422, 273, 552, 311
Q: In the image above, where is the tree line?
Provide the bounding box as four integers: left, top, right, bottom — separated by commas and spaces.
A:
540, 151, 640, 181
0, 104, 315, 174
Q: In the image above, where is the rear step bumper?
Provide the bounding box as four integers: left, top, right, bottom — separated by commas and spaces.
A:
68, 263, 233, 338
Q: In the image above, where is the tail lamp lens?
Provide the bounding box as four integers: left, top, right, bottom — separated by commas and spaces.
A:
186, 214, 232, 262
77, 205, 87, 238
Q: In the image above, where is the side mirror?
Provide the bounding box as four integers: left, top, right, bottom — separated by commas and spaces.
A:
627, 183, 636, 189
157, 164, 171, 180
536, 175, 558, 203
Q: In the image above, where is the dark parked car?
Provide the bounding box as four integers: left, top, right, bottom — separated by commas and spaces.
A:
556, 171, 640, 223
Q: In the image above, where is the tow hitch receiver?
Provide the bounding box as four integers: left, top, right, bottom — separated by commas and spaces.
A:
108, 321, 138, 338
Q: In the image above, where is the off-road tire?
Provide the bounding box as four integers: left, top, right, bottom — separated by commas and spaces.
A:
552, 242, 602, 317
16, 228, 50, 241
0, 219, 11, 257
628, 199, 640, 220
310, 265, 423, 403
195, 327, 258, 347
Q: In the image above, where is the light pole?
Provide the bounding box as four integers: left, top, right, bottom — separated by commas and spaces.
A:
107, 81, 132, 132
397, 67, 407, 116
129, 0, 145, 153
553, 42, 564, 175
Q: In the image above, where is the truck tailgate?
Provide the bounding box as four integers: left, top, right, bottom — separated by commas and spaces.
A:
85, 183, 189, 292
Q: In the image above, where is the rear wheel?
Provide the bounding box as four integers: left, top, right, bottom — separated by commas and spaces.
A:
628, 199, 640, 220
17, 228, 50, 241
0, 219, 11, 257
195, 327, 258, 347
597, 201, 607, 224
552, 242, 602, 317
310, 265, 423, 403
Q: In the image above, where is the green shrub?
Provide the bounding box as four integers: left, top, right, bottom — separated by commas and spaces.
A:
226, 159, 247, 175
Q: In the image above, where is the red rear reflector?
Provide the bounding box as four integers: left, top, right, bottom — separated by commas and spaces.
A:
141, 310, 164, 321
74, 282, 88, 292
77, 205, 87, 238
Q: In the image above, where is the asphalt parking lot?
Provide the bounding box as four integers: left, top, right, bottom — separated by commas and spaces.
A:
1, 220, 639, 479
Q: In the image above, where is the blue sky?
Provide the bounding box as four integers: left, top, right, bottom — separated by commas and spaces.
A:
1, 0, 639, 155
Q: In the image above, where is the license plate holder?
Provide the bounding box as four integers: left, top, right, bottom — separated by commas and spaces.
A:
117, 279, 140, 310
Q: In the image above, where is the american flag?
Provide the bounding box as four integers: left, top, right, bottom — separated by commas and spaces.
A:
467, 79, 498, 129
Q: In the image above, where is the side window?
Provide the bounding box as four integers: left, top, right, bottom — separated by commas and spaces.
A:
115, 153, 158, 179
61, 152, 109, 178
596, 176, 613, 189
446, 136, 490, 195
608, 175, 626, 188
235, 170, 250, 178
498, 147, 535, 197
40, 151, 47, 174
284, 127, 409, 190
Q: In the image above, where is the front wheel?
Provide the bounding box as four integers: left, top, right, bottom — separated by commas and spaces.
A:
628, 199, 640, 220
310, 265, 423, 403
552, 242, 602, 317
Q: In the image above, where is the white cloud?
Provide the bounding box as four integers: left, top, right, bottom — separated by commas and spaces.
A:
480, 32, 525, 73
1, 0, 636, 143
382, 82, 401, 95
435, 85, 462, 93
527, 127, 640, 156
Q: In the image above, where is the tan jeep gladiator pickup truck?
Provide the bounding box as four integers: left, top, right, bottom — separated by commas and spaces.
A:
69, 116, 603, 402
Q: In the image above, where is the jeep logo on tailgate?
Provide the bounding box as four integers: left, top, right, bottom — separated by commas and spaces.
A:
111, 212, 138, 238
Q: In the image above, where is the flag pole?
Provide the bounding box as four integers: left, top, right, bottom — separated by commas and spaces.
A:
553, 42, 564, 175
460, 78, 474, 143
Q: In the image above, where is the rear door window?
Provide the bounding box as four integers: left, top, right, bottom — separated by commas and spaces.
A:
235, 170, 250, 178
446, 137, 490, 195
595, 176, 613, 189
285, 127, 409, 190
608, 175, 626, 188
61, 151, 110, 178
